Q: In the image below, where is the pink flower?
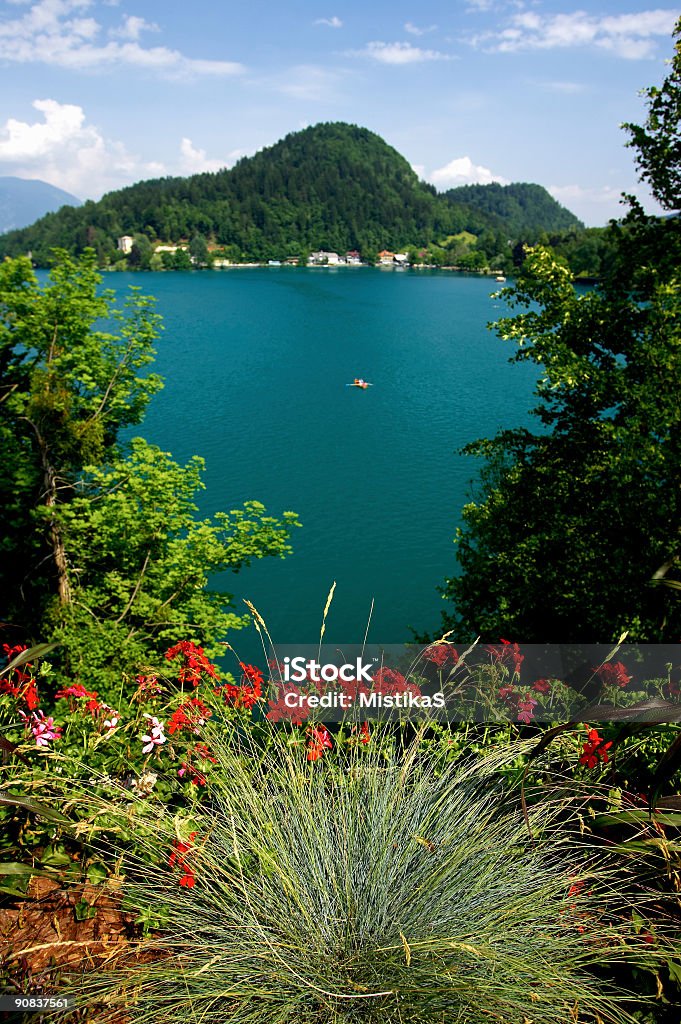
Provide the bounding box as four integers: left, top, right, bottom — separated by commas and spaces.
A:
19, 709, 62, 748
141, 714, 166, 754
516, 696, 538, 724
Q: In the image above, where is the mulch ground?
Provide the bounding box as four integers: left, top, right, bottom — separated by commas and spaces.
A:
0, 877, 148, 1020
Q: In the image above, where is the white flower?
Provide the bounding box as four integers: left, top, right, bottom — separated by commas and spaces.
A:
101, 703, 120, 731
141, 713, 166, 754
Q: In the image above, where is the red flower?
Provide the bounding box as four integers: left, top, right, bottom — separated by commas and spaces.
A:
423, 645, 459, 668
306, 725, 333, 761
579, 727, 613, 769
215, 663, 262, 710
487, 640, 524, 675
372, 667, 421, 698
339, 678, 371, 703
165, 641, 219, 688
594, 661, 631, 689
266, 684, 310, 725
54, 684, 100, 715
359, 721, 371, 744
532, 678, 551, 694
177, 743, 217, 786
167, 698, 212, 735
169, 832, 197, 887
1, 644, 39, 709
178, 762, 207, 786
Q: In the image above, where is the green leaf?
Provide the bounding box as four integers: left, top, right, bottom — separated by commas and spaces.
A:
0, 643, 58, 677
0, 791, 70, 823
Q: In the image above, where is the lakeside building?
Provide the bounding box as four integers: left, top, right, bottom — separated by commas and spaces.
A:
308, 250, 342, 265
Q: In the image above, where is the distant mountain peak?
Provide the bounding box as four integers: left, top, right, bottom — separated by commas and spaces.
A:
0, 176, 81, 234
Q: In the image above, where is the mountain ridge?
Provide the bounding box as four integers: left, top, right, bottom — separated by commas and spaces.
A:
0, 123, 583, 267
0, 176, 81, 234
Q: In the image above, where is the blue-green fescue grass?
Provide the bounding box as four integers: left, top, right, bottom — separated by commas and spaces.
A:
39, 724, 676, 1024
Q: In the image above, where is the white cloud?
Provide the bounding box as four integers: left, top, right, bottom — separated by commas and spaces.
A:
404, 22, 437, 36
476, 8, 680, 60
110, 15, 159, 41
179, 138, 243, 175
351, 41, 453, 64
0, 0, 244, 76
179, 138, 225, 175
429, 156, 509, 187
314, 16, 342, 29
0, 98, 165, 197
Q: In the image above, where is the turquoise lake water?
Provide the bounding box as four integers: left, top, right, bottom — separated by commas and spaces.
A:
102, 267, 538, 660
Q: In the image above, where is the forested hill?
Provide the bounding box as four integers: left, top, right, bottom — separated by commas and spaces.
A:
0, 122, 582, 266
444, 182, 583, 235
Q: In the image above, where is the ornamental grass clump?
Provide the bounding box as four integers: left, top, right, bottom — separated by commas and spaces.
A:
67, 732, 672, 1024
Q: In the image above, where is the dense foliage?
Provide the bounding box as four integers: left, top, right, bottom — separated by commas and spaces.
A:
439, 23, 681, 642
0, 122, 585, 269
0, 252, 300, 690
2, 639, 680, 1021
444, 181, 583, 235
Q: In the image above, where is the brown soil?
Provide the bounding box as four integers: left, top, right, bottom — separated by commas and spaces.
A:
0, 876, 145, 1018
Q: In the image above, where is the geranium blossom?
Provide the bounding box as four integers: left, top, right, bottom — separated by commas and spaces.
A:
516, 695, 538, 724
487, 639, 524, 675
178, 742, 217, 786
165, 641, 219, 688
167, 698, 211, 735
19, 709, 62, 748
141, 714, 166, 754
1, 644, 40, 709
134, 674, 162, 699
579, 727, 613, 769
215, 662, 263, 710
423, 644, 459, 668
372, 667, 421, 698
101, 705, 120, 731
55, 683, 101, 714
266, 684, 310, 725
169, 832, 197, 888
532, 678, 551, 694
306, 725, 333, 761
594, 661, 631, 689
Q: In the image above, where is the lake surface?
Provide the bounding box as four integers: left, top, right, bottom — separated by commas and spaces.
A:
103, 267, 538, 660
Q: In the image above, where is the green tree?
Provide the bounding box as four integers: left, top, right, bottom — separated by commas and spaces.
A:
437, 25, 681, 641
0, 251, 299, 688
189, 233, 211, 267
622, 17, 681, 211
51, 440, 299, 689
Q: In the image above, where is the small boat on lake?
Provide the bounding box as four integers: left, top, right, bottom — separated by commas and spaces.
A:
347, 378, 372, 389
495, 275, 506, 282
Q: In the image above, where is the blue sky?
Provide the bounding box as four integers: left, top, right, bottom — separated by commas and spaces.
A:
0, 0, 678, 226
